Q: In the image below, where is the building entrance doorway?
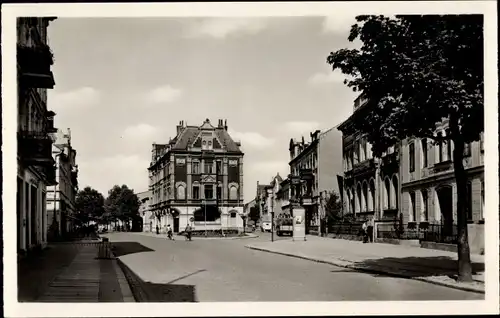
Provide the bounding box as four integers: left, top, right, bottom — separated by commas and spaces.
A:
173, 216, 179, 233
437, 186, 454, 237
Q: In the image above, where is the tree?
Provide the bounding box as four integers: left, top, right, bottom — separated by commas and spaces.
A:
327, 15, 483, 282
75, 186, 105, 225
324, 191, 343, 222
105, 185, 140, 230
248, 206, 260, 224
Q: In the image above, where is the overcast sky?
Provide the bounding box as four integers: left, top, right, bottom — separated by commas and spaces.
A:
47, 16, 360, 200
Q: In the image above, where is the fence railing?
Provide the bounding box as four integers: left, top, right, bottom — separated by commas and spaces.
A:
376, 222, 458, 244
328, 222, 365, 236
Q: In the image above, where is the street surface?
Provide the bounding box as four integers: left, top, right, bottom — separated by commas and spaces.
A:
106, 232, 483, 302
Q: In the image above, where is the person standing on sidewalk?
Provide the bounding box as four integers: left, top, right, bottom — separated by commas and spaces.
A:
362, 220, 368, 243
367, 217, 374, 243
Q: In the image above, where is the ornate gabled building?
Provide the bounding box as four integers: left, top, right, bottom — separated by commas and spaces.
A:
147, 119, 245, 233
17, 17, 58, 254
337, 94, 401, 222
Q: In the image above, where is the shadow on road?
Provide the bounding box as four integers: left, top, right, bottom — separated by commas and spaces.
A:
353, 256, 485, 279
117, 259, 198, 302
111, 242, 155, 257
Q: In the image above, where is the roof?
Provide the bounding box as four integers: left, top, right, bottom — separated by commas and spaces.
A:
171, 119, 242, 153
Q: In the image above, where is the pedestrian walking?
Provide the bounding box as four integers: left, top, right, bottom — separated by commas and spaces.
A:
184, 224, 192, 241
167, 224, 174, 240
156, 225, 159, 235
362, 219, 368, 243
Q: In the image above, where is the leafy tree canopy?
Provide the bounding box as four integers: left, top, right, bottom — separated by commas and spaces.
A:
327, 14, 483, 282
75, 186, 105, 223
104, 184, 140, 221
324, 191, 343, 221
328, 14, 483, 156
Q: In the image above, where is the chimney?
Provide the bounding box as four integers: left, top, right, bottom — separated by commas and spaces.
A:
176, 120, 183, 135
224, 119, 227, 130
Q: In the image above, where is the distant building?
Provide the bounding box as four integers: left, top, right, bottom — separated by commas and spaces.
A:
137, 190, 152, 232
337, 94, 402, 222
148, 119, 245, 233
288, 127, 343, 233
16, 17, 58, 253
46, 129, 78, 240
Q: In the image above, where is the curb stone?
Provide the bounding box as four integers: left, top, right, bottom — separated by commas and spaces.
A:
245, 245, 485, 295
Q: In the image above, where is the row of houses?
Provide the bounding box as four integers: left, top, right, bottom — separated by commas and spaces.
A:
252, 94, 485, 253
139, 119, 245, 233
16, 17, 79, 255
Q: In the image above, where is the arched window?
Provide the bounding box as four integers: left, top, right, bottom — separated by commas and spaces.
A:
177, 185, 185, 200
229, 186, 238, 200
409, 191, 416, 221
363, 182, 369, 212
392, 176, 398, 209
369, 179, 375, 211
384, 178, 391, 210
356, 183, 362, 213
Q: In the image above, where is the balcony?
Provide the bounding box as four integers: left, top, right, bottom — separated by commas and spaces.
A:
201, 199, 217, 206
433, 160, 453, 174
352, 158, 375, 176
18, 131, 54, 167
381, 152, 399, 174
46, 110, 57, 133
17, 44, 55, 89
301, 196, 314, 206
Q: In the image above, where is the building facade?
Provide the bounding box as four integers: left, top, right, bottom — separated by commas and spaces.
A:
400, 121, 485, 253
288, 127, 343, 232
337, 94, 401, 222
148, 119, 245, 233
46, 129, 78, 241
257, 174, 283, 225
16, 17, 58, 253
137, 190, 152, 232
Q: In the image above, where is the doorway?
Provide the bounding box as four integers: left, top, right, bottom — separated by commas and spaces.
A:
437, 186, 454, 238
173, 216, 179, 233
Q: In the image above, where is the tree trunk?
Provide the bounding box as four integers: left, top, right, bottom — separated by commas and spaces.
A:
451, 133, 473, 282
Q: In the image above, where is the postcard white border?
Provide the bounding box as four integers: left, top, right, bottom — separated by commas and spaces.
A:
2, 1, 498, 317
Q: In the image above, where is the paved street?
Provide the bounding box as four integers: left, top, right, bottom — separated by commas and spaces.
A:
105, 232, 482, 302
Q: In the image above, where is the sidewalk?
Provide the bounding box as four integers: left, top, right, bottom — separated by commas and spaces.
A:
131, 231, 259, 240
18, 241, 135, 302
245, 235, 485, 294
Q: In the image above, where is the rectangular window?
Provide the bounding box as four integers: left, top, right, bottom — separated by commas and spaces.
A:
217, 186, 222, 201
422, 190, 428, 221
480, 133, 484, 153
410, 192, 416, 221
481, 181, 484, 219
193, 186, 200, 200
192, 161, 200, 174
463, 142, 471, 157
409, 143, 415, 172
204, 185, 213, 200
421, 138, 428, 168
437, 132, 443, 162
216, 160, 222, 174
204, 161, 213, 174
467, 182, 473, 221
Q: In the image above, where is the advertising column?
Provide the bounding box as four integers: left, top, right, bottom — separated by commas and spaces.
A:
293, 206, 306, 241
